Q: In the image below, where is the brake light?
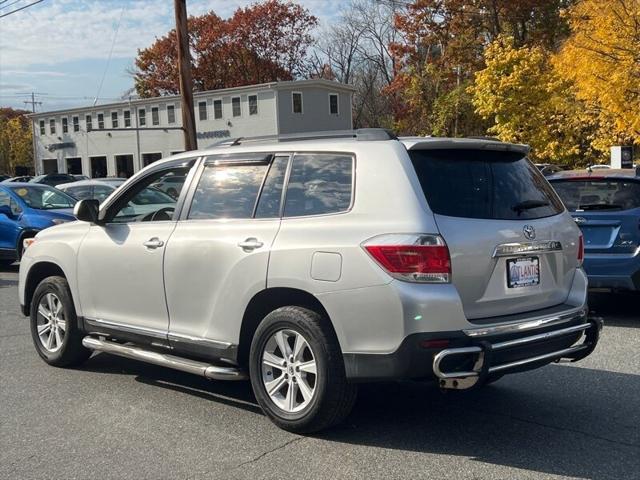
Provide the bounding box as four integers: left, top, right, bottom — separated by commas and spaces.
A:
363, 234, 451, 283
577, 233, 584, 266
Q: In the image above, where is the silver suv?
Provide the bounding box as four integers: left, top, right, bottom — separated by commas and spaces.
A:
18, 129, 601, 432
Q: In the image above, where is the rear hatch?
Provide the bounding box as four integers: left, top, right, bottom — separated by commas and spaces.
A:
408, 146, 579, 321
550, 176, 640, 254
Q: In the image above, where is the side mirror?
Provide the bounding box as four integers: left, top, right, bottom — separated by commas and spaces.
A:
0, 205, 13, 219
73, 199, 100, 223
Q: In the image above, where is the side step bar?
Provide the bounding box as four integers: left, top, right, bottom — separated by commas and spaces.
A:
82, 336, 248, 381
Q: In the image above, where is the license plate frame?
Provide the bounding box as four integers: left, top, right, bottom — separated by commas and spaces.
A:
506, 256, 540, 288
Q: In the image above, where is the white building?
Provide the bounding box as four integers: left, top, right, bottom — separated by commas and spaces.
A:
29, 79, 355, 178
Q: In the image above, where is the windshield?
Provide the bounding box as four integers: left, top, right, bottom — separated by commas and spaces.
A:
9, 185, 76, 209
409, 149, 565, 220
551, 179, 640, 211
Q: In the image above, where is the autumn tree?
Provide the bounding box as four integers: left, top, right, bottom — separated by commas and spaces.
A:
134, 0, 317, 97
389, 0, 574, 136
555, 0, 640, 149
470, 37, 601, 165
0, 108, 32, 175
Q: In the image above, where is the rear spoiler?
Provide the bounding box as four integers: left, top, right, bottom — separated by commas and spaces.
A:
407, 138, 530, 155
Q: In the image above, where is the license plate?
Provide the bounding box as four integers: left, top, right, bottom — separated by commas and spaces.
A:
507, 257, 540, 288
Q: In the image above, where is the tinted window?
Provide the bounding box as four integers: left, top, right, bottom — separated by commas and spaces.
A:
255, 156, 289, 218
409, 149, 564, 220
93, 185, 116, 202
188, 164, 268, 220
551, 179, 640, 211
284, 154, 353, 217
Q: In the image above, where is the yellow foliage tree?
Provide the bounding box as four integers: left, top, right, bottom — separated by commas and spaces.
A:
0, 115, 33, 175
470, 36, 599, 165
555, 0, 640, 148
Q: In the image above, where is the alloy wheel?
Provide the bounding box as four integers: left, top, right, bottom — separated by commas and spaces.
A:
36, 293, 66, 353
261, 329, 317, 413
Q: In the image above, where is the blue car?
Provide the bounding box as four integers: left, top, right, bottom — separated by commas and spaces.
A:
0, 183, 76, 266
549, 169, 640, 291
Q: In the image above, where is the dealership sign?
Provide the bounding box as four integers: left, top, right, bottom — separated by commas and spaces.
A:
197, 130, 230, 139
46, 142, 75, 151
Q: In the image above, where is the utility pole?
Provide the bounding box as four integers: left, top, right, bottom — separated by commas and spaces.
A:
174, 0, 197, 151
23, 92, 42, 113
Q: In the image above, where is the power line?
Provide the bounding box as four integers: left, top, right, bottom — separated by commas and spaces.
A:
0, 0, 44, 19
94, 3, 126, 106
0, 0, 25, 10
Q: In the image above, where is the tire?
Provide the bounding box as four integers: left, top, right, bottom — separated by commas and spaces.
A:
249, 306, 357, 433
30, 276, 91, 367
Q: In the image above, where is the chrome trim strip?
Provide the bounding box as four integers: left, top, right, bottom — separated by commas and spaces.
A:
82, 337, 247, 381
492, 241, 562, 258
491, 323, 589, 350
85, 318, 168, 339
463, 308, 587, 337
488, 345, 588, 374
167, 332, 233, 349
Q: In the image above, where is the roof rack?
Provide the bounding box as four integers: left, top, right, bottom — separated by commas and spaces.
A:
208, 128, 397, 148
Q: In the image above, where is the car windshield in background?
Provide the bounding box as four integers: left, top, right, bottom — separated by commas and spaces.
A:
551, 179, 640, 211
409, 149, 564, 220
9, 186, 76, 209
131, 187, 175, 205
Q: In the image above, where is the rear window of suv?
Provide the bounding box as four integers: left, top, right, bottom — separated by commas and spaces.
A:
409, 149, 564, 220
551, 178, 640, 211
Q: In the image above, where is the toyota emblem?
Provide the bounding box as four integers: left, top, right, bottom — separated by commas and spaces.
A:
523, 225, 536, 240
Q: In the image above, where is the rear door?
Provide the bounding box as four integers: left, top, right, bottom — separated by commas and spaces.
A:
408, 147, 579, 320
550, 177, 640, 254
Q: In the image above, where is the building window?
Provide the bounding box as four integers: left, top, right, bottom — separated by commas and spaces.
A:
97, 113, 104, 129
151, 107, 159, 126
124, 110, 131, 128
329, 93, 339, 115
49, 119, 56, 134
198, 101, 207, 121
213, 100, 222, 119
248, 95, 258, 115
86, 115, 93, 131
73, 116, 79, 132
292, 92, 303, 114
39, 120, 45, 135
167, 105, 175, 124
139, 108, 146, 126
232, 97, 241, 117
111, 111, 118, 128
62, 117, 68, 133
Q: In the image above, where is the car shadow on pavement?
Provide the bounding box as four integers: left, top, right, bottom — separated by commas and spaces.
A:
589, 291, 640, 328
80, 352, 639, 479
0, 263, 19, 288
320, 365, 640, 479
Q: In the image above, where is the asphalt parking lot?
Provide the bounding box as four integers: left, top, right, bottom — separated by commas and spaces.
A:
0, 265, 638, 480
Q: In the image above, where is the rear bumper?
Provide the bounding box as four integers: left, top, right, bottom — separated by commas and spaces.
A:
343, 307, 601, 384
432, 316, 602, 389
584, 253, 640, 291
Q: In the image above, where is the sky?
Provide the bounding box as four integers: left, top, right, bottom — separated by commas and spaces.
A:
0, 0, 345, 112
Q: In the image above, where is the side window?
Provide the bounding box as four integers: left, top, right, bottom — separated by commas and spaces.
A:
0, 191, 10, 209
255, 156, 289, 218
284, 153, 353, 217
65, 186, 93, 200
188, 163, 269, 220
10, 197, 22, 216
109, 166, 191, 223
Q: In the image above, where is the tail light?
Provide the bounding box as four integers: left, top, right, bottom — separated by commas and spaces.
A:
577, 233, 584, 266
363, 234, 451, 283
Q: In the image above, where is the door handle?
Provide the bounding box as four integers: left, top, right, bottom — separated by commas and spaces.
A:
143, 237, 164, 249
237, 238, 264, 251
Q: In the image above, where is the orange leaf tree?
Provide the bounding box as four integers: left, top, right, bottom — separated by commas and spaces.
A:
134, 0, 317, 97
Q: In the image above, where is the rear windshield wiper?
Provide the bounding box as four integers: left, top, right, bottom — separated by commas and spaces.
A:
577, 203, 623, 211
512, 199, 550, 214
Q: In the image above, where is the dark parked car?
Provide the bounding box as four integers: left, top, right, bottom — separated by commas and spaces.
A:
549, 169, 640, 291
30, 174, 77, 187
